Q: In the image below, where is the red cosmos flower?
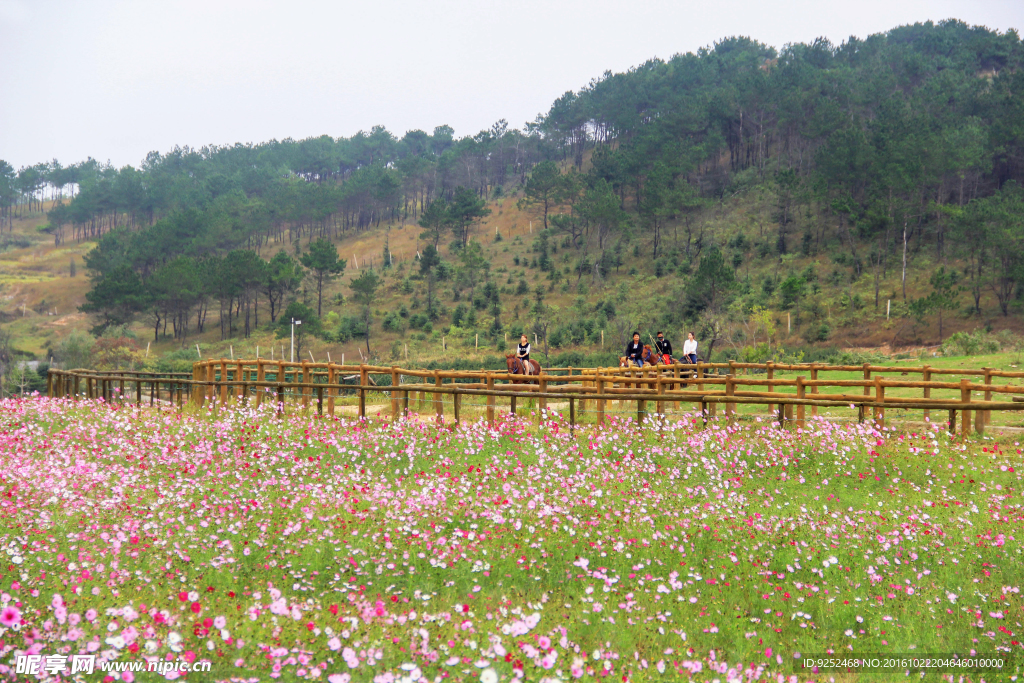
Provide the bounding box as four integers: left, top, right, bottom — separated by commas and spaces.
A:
329, 604, 339, 615
190, 602, 202, 614
178, 592, 188, 602
203, 617, 213, 628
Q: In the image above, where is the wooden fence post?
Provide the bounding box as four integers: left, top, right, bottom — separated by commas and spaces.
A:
206, 362, 215, 406
766, 361, 775, 413
922, 365, 931, 421
486, 373, 495, 423
983, 367, 993, 426
796, 376, 805, 429
391, 366, 400, 420
724, 374, 735, 422
316, 386, 324, 415
257, 361, 265, 408
948, 409, 956, 434
696, 363, 704, 393
236, 361, 244, 404
672, 364, 681, 409
809, 363, 819, 417
327, 363, 336, 417
278, 361, 286, 409
277, 384, 285, 416
301, 361, 310, 412
656, 373, 666, 416
220, 359, 228, 405
860, 363, 871, 423
191, 363, 202, 407
538, 374, 548, 419
453, 385, 461, 424
433, 370, 442, 424
135, 378, 142, 405
358, 386, 366, 419
597, 376, 605, 426
579, 371, 589, 415
874, 376, 885, 428
960, 378, 972, 438
569, 397, 575, 433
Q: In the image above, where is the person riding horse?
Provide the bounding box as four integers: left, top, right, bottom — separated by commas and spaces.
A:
624, 332, 644, 368
507, 333, 541, 377
655, 332, 674, 365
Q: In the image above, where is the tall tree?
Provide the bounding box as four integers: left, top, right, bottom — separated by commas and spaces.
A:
418, 198, 450, 249
518, 161, 563, 231
264, 251, 304, 323
300, 238, 346, 317
448, 186, 491, 248
349, 268, 382, 355
419, 245, 442, 316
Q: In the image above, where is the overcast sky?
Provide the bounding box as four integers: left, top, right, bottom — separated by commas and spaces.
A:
1, 0, 1021, 170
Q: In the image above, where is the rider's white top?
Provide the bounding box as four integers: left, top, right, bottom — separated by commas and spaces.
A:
683, 339, 698, 356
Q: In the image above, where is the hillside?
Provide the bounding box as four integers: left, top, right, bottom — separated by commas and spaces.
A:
3, 168, 1022, 375
2, 18, 1024, 378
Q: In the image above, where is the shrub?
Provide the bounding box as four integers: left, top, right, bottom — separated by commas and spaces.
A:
941, 330, 1000, 357
409, 313, 430, 330
382, 311, 405, 333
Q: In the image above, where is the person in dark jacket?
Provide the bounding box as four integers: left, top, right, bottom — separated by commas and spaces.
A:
625, 332, 644, 367
655, 331, 673, 364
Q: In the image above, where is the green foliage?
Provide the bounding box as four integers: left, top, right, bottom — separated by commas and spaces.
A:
51, 330, 95, 370
940, 330, 1001, 357
382, 311, 405, 333
300, 238, 346, 317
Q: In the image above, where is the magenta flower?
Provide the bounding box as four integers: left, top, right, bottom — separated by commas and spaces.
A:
0, 606, 21, 627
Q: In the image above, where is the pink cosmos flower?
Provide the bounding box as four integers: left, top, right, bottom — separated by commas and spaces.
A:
0, 606, 21, 627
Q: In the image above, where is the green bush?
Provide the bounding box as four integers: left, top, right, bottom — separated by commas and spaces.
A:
382, 311, 405, 333
941, 330, 1000, 357
409, 313, 430, 330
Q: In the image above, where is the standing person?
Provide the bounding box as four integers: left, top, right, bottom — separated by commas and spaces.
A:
682, 332, 698, 365
655, 331, 673, 365
625, 332, 644, 368
516, 334, 532, 374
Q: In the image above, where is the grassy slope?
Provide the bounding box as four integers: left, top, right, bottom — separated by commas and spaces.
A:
3, 177, 1023, 367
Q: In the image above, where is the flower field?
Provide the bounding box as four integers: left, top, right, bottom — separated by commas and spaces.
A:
0, 398, 1021, 683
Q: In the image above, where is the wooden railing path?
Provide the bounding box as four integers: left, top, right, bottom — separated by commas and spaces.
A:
46, 359, 1024, 437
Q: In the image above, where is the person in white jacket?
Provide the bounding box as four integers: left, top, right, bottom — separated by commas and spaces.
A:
682, 332, 698, 364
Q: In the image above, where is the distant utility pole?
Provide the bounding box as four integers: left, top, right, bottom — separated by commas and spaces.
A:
290, 319, 302, 362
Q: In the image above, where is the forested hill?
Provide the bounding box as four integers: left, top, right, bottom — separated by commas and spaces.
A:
3, 18, 1024, 363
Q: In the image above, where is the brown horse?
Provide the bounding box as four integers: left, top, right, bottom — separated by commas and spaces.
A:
641, 345, 662, 366
506, 354, 541, 379
620, 347, 658, 368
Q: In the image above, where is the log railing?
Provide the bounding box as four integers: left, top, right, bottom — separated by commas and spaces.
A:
46, 359, 1024, 437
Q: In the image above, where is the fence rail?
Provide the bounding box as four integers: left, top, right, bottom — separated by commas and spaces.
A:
45, 358, 1024, 437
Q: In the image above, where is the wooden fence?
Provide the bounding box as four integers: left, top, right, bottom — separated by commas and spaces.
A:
46, 359, 1024, 437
